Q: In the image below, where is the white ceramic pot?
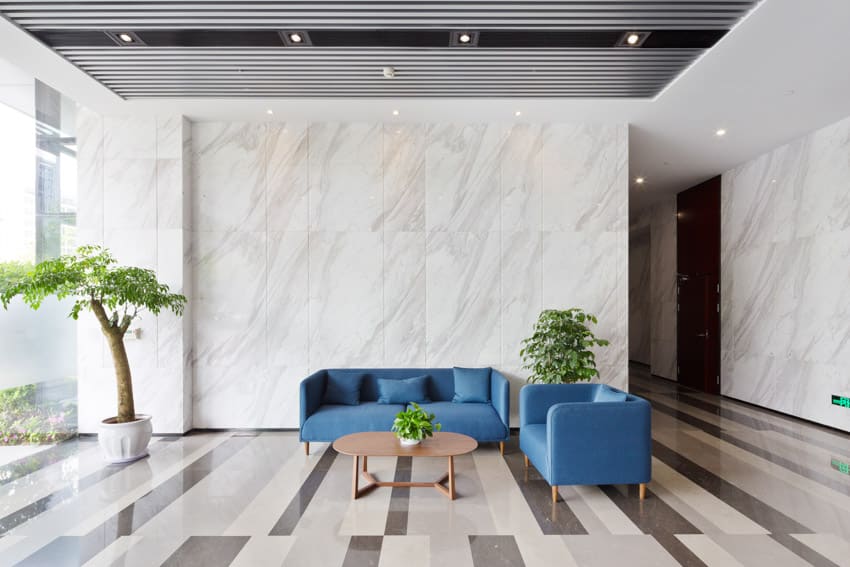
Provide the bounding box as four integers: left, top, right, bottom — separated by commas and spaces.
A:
399, 437, 420, 446
98, 414, 152, 463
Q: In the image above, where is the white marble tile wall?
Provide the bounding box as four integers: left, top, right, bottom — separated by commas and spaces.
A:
190, 121, 628, 428
629, 227, 651, 365
649, 196, 678, 380
721, 114, 850, 433
75, 109, 193, 434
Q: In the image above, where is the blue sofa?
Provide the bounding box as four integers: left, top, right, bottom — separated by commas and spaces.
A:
519, 383, 651, 501
300, 368, 510, 454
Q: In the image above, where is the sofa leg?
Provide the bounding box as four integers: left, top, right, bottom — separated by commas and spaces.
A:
639, 483, 646, 500
552, 485, 558, 503
499, 442, 505, 456
304, 442, 310, 456
523, 454, 529, 468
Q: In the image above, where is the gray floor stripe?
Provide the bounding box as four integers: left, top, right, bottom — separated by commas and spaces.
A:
341, 535, 382, 567
384, 456, 411, 536
268, 446, 338, 536
14, 436, 253, 566
501, 437, 587, 535
161, 536, 250, 567
0, 439, 93, 486
0, 461, 129, 535
468, 535, 526, 567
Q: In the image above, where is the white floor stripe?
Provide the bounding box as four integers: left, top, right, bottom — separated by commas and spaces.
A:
572, 485, 643, 535
338, 456, 396, 536
81, 535, 143, 567
515, 533, 579, 567
675, 535, 746, 567
472, 450, 543, 537
0, 535, 26, 553
379, 535, 429, 567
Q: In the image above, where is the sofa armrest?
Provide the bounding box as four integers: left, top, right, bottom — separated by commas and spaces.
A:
299, 370, 327, 435
490, 369, 510, 436
546, 398, 652, 483
520, 383, 597, 426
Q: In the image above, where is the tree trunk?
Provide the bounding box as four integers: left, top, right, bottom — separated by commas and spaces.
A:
106, 330, 136, 422
90, 300, 136, 423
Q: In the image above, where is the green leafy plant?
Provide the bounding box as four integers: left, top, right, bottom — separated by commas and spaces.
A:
0, 261, 34, 289
520, 308, 609, 384
1, 245, 186, 424
392, 403, 441, 442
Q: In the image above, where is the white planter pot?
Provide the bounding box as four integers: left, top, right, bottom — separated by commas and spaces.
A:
98, 414, 152, 463
399, 437, 420, 446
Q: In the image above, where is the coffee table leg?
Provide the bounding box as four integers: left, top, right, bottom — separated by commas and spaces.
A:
448, 456, 455, 500
362, 455, 368, 472
352, 455, 360, 499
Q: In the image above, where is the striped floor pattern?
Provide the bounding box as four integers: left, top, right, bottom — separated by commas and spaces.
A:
2, 368, 850, 566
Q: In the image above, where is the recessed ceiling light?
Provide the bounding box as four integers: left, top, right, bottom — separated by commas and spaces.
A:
617, 31, 650, 47
280, 30, 311, 46
635, 177, 646, 184
266, 109, 274, 115
514, 111, 522, 117
383, 66, 397, 79
771, 178, 777, 184
106, 31, 144, 46
715, 128, 727, 137
118, 33, 134, 43
450, 31, 479, 47
392, 109, 399, 116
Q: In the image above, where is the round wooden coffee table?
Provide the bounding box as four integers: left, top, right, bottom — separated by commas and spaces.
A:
333, 431, 477, 500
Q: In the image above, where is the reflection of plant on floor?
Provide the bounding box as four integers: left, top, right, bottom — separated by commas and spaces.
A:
0, 383, 76, 445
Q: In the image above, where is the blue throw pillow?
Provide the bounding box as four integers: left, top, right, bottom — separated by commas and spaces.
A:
452, 367, 491, 403
594, 385, 628, 403
322, 371, 364, 406
376, 376, 430, 404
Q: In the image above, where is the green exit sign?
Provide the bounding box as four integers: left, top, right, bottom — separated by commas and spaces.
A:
832, 395, 850, 408
831, 459, 850, 476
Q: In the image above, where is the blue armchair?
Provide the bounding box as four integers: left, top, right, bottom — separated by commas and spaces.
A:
519, 383, 651, 502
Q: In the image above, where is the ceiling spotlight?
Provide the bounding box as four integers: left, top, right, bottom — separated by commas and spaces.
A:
383, 66, 397, 79
280, 30, 312, 46
106, 31, 144, 46
715, 128, 727, 137
616, 31, 650, 47
392, 109, 399, 116
450, 31, 479, 47
635, 177, 646, 185
266, 109, 274, 115
514, 111, 522, 117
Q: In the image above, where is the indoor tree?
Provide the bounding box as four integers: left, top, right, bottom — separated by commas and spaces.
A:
0, 245, 186, 423
520, 308, 609, 384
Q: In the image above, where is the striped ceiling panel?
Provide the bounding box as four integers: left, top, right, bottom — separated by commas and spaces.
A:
0, 1, 760, 99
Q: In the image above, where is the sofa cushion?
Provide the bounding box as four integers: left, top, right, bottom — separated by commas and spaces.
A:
301, 402, 405, 440
519, 423, 548, 476
376, 375, 430, 404
322, 370, 364, 405
593, 385, 628, 403
452, 367, 491, 403
416, 402, 506, 441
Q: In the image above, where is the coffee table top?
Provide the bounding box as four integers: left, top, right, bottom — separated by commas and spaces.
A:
333, 431, 477, 457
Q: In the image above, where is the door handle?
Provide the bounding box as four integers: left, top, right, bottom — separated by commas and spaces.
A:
696, 330, 709, 338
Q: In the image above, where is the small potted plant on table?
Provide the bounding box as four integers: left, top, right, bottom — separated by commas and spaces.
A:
392, 403, 441, 446
1, 245, 186, 463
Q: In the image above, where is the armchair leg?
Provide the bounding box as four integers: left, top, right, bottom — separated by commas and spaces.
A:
523, 454, 529, 468
639, 483, 646, 500
552, 485, 558, 503
499, 442, 505, 456
304, 442, 310, 455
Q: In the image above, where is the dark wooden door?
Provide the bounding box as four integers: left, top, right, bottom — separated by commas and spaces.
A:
677, 177, 720, 394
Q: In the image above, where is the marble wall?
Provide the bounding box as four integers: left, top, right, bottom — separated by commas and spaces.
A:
190, 122, 629, 428
649, 196, 678, 380
721, 114, 850, 432
76, 109, 193, 434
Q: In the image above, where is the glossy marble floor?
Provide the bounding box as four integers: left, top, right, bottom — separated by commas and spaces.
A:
2, 369, 850, 567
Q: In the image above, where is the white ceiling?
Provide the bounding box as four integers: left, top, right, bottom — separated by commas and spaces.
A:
1, 0, 849, 215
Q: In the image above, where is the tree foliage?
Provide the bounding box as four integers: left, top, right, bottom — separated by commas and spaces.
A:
519, 308, 609, 384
